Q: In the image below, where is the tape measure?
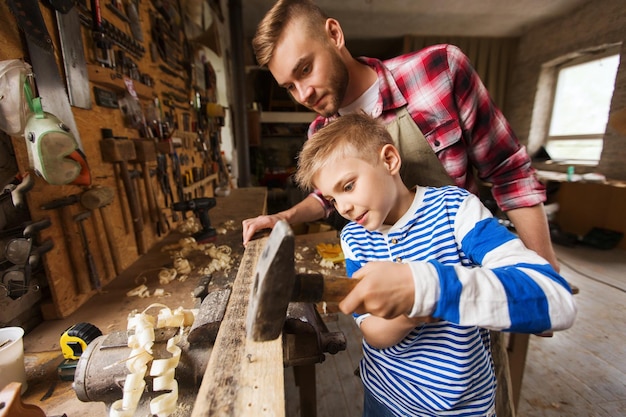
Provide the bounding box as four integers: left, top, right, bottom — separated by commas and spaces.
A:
60, 322, 102, 360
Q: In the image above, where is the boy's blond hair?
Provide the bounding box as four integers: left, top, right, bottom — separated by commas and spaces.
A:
252, 0, 328, 67
295, 113, 394, 191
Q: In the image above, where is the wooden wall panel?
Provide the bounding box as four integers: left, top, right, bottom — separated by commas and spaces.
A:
0, 0, 223, 318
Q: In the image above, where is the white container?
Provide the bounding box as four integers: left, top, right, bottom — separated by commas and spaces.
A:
0, 326, 28, 394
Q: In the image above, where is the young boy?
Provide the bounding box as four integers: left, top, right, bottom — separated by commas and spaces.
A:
295, 113, 577, 417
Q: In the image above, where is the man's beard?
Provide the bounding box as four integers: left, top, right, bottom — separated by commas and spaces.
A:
309, 51, 349, 118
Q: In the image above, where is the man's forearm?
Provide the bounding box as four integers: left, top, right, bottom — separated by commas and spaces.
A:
280, 194, 327, 225
506, 204, 559, 271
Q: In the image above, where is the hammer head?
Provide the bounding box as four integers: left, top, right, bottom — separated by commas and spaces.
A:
246, 220, 295, 341
100, 138, 136, 163
81, 186, 115, 210
132, 139, 157, 163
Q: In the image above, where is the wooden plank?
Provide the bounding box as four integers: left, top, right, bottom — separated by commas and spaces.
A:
191, 236, 284, 417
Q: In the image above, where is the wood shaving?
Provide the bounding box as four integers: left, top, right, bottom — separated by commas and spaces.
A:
173, 258, 192, 275
215, 220, 237, 235
153, 289, 170, 297
176, 217, 202, 234
158, 269, 177, 285
201, 244, 234, 274
109, 304, 197, 417
319, 259, 336, 269
126, 284, 150, 298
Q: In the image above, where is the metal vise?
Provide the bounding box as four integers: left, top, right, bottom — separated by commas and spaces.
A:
283, 302, 347, 367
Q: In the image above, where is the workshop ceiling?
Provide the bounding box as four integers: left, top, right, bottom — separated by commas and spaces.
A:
241, 0, 592, 39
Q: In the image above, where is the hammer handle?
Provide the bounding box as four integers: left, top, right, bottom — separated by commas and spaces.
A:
118, 161, 146, 254
142, 162, 158, 223
292, 273, 360, 303
99, 206, 123, 275
60, 206, 92, 294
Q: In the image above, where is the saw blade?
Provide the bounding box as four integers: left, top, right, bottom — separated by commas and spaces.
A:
56, 8, 92, 109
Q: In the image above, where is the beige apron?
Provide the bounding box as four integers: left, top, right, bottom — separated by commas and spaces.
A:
384, 106, 454, 188
387, 108, 513, 417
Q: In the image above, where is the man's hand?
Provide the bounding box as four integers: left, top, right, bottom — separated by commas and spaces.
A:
339, 262, 416, 319
242, 214, 285, 246
242, 195, 327, 246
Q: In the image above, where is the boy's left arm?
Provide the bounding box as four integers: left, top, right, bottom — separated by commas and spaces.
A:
428, 195, 577, 333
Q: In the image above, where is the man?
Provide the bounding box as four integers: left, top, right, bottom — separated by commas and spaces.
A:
243, 1, 558, 414
243, 0, 558, 275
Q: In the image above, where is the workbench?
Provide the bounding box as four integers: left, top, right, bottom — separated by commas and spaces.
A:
19, 187, 346, 417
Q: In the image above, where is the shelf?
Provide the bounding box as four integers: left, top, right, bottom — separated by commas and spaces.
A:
87, 64, 154, 101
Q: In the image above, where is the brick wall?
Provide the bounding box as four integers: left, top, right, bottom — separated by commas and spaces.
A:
505, 0, 626, 181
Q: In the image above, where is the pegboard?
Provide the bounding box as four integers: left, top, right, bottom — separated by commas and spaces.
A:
0, 0, 228, 318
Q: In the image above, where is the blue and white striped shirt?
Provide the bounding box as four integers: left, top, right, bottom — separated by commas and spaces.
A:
341, 186, 576, 416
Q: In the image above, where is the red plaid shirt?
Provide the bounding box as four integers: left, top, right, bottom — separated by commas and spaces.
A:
309, 44, 545, 214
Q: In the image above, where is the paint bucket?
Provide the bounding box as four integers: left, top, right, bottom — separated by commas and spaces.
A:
0, 326, 27, 394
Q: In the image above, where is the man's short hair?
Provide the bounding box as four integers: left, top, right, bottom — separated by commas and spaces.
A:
252, 0, 328, 67
295, 113, 394, 191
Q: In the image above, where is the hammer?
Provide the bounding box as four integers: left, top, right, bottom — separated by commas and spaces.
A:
74, 211, 101, 291
246, 220, 359, 341
41, 194, 92, 294
81, 186, 122, 277
100, 137, 146, 254
131, 139, 167, 235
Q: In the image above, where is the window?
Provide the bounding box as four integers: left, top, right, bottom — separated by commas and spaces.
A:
545, 49, 620, 165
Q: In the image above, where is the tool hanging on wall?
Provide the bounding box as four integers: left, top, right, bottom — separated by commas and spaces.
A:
125, 0, 144, 42
55, 0, 92, 109
0, 59, 32, 136
100, 136, 147, 255
80, 186, 123, 276
23, 82, 91, 186
132, 139, 168, 236
156, 152, 177, 222
41, 194, 93, 294
90, 0, 115, 68
74, 211, 101, 291
6, 0, 86, 151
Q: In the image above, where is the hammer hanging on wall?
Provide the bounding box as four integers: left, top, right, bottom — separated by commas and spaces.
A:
132, 139, 168, 235
81, 187, 123, 276
41, 195, 92, 294
74, 211, 101, 291
100, 137, 146, 255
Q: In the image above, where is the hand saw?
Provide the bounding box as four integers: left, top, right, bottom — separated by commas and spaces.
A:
6, 0, 85, 150
55, 0, 92, 109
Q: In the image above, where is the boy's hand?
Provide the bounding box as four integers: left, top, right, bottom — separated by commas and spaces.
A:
339, 262, 415, 319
